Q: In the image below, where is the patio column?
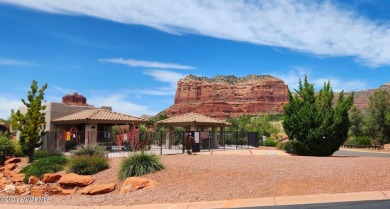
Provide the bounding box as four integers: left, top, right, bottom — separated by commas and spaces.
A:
165, 126, 173, 149
211, 127, 218, 149
220, 127, 225, 146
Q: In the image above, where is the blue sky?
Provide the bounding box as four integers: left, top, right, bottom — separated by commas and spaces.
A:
1, 0, 390, 119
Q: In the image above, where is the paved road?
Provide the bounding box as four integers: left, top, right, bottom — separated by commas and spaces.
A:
237, 200, 390, 209
333, 149, 390, 158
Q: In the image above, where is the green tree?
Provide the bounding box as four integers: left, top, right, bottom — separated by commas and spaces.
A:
283, 75, 354, 156
11, 80, 47, 162
226, 115, 278, 137
365, 90, 390, 145
349, 105, 365, 137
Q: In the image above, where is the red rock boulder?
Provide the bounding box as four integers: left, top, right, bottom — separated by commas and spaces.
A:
5, 158, 21, 165
42, 173, 62, 183
11, 173, 25, 182
119, 177, 155, 194
58, 173, 95, 187
28, 176, 40, 185
80, 183, 116, 195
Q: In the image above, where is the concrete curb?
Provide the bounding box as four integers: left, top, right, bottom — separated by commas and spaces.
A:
1, 190, 390, 209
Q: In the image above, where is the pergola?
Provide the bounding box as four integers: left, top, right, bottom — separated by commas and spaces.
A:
157, 112, 231, 149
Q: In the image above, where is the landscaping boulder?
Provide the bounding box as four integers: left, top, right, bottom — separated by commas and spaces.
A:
31, 186, 46, 197
80, 183, 116, 195
42, 173, 62, 183
61, 187, 77, 195
5, 163, 17, 171
47, 185, 63, 195
11, 173, 26, 182
120, 177, 156, 194
15, 185, 30, 195
47, 185, 77, 195
3, 169, 13, 177
4, 184, 16, 194
28, 176, 40, 185
0, 177, 10, 189
58, 173, 95, 187
5, 158, 21, 165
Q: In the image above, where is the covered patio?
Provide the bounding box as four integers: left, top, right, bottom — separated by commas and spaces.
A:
157, 112, 231, 150
50, 109, 147, 151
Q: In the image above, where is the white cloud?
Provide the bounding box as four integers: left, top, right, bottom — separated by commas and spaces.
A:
99, 58, 195, 70
143, 69, 186, 88
273, 67, 367, 92
3, 1, 390, 66
0, 58, 33, 66
313, 78, 367, 92
273, 66, 308, 90
129, 69, 187, 96
52, 85, 79, 95
0, 96, 22, 119
88, 93, 157, 117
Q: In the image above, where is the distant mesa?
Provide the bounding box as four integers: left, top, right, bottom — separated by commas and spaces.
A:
350, 81, 390, 109
165, 74, 289, 119
62, 92, 89, 106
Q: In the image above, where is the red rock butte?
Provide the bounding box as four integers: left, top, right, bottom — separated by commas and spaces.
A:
62, 92, 88, 106
165, 74, 289, 119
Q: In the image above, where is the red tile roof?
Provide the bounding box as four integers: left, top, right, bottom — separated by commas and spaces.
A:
53, 109, 146, 124
157, 112, 230, 126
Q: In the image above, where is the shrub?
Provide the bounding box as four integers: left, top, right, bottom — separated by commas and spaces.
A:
276, 142, 283, 150
344, 136, 371, 146
20, 155, 68, 182
71, 145, 107, 157
283, 75, 354, 156
67, 155, 109, 175
33, 149, 63, 160
283, 141, 295, 154
0, 135, 15, 164
12, 140, 24, 157
264, 138, 277, 147
118, 151, 164, 180
357, 136, 371, 145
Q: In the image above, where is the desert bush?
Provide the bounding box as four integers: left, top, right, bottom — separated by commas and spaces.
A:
0, 135, 15, 164
67, 155, 109, 175
33, 149, 63, 160
12, 140, 24, 157
118, 151, 164, 180
276, 142, 284, 150
345, 136, 371, 145
264, 138, 277, 147
71, 144, 107, 157
20, 155, 68, 182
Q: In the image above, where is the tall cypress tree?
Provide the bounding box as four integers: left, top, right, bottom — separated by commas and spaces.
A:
11, 80, 47, 162
283, 75, 354, 156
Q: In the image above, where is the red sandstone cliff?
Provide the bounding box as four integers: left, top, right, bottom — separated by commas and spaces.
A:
62, 92, 89, 106
165, 75, 289, 119
348, 82, 390, 109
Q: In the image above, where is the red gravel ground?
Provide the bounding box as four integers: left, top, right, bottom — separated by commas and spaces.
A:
2, 153, 390, 206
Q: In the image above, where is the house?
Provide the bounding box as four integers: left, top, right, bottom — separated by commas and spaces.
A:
16, 93, 147, 151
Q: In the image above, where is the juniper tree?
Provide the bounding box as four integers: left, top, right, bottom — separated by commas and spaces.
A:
365, 90, 390, 145
283, 75, 354, 156
349, 105, 365, 137
11, 80, 47, 162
